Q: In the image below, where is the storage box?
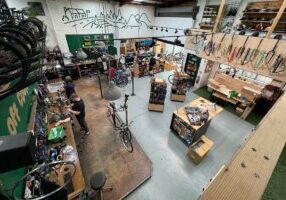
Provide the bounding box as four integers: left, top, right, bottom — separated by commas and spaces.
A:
188, 135, 214, 164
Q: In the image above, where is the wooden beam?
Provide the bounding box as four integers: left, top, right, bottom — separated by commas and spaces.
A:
213, 0, 225, 32
266, 0, 286, 38
199, 91, 286, 200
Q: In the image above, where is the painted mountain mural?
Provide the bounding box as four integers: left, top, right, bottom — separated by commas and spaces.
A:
62, 6, 151, 29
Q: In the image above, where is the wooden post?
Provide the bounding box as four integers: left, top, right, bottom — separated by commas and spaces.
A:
213, 0, 225, 32
266, 0, 286, 38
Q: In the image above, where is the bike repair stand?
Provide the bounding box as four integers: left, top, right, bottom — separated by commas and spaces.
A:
131, 69, 135, 96
124, 94, 129, 124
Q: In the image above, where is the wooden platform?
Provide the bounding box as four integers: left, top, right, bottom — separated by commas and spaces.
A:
74, 77, 152, 200
170, 93, 186, 102
148, 103, 164, 112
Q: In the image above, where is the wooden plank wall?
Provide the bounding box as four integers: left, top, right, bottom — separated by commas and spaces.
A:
184, 33, 286, 82
199, 91, 286, 200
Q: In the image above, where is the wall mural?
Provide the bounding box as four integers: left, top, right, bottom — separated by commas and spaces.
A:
62, 7, 152, 29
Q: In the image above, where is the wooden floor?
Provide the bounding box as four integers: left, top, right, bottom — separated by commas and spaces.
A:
73, 77, 152, 200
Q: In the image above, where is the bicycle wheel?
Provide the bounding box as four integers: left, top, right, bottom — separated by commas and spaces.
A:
120, 129, 133, 153
117, 77, 128, 88
168, 74, 174, 84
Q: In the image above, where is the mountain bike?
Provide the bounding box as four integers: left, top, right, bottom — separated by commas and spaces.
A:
106, 94, 133, 153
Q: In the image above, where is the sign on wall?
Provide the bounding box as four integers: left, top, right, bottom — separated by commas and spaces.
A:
0, 84, 35, 136
62, 6, 152, 29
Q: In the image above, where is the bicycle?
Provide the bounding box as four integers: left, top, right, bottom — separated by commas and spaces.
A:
106, 94, 133, 153
111, 69, 128, 88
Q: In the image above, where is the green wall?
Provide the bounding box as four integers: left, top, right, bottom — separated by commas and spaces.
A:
65, 33, 117, 54
0, 84, 36, 198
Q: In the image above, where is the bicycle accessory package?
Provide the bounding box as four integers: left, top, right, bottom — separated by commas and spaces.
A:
185, 106, 209, 126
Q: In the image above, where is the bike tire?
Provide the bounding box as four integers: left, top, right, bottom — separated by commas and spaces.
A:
117, 78, 128, 88
120, 129, 133, 153
168, 74, 174, 84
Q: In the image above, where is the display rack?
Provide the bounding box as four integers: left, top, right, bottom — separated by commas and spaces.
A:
138, 61, 148, 77
200, 5, 220, 30
170, 72, 190, 102
184, 54, 201, 86
148, 78, 167, 112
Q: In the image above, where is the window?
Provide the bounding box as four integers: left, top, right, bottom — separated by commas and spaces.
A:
218, 64, 272, 85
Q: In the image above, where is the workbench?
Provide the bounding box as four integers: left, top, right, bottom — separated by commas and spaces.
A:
74, 59, 97, 77
208, 73, 263, 119
170, 97, 223, 146
47, 85, 85, 199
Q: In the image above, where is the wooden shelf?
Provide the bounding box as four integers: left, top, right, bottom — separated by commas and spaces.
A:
241, 20, 271, 23
200, 24, 214, 27
249, 29, 286, 33
241, 20, 286, 24
203, 15, 217, 17
243, 12, 278, 14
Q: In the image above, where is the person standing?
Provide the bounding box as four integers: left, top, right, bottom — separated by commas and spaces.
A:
59, 76, 75, 99
56, 93, 89, 136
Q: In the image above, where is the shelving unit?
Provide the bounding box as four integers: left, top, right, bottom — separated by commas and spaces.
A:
200, 5, 220, 30
184, 54, 201, 87
170, 72, 190, 102
240, 1, 286, 34
148, 78, 167, 112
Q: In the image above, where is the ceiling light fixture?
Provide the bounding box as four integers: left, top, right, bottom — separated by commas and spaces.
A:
156, 27, 158, 30
165, 28, 168, 32
161, 27, 163, 31
150, 26, 153, 30
175, 29, 178, 34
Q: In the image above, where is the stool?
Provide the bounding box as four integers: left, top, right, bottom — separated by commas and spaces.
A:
90, 172, 113, 200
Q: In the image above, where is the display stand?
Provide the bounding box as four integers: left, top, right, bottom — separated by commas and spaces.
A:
170, 72, 190, 102
170, 97, 223, 146
188, 135, 214, 164
148, 78, 167, 112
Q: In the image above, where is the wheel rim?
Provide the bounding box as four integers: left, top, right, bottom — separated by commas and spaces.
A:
121, 130, 133, 152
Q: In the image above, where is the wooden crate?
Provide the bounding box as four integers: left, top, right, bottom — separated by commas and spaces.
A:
188, 135, 214, 165
148, 103, 164, 112
170, 93, 186, 102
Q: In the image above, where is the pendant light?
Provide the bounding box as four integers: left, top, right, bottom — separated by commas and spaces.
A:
103, 81, 122, 101
76, 48, 87, 60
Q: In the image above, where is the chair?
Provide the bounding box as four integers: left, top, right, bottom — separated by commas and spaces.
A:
90, 172, 113, 200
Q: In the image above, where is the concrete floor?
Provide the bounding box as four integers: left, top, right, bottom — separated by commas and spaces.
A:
115, 71, 254, 200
